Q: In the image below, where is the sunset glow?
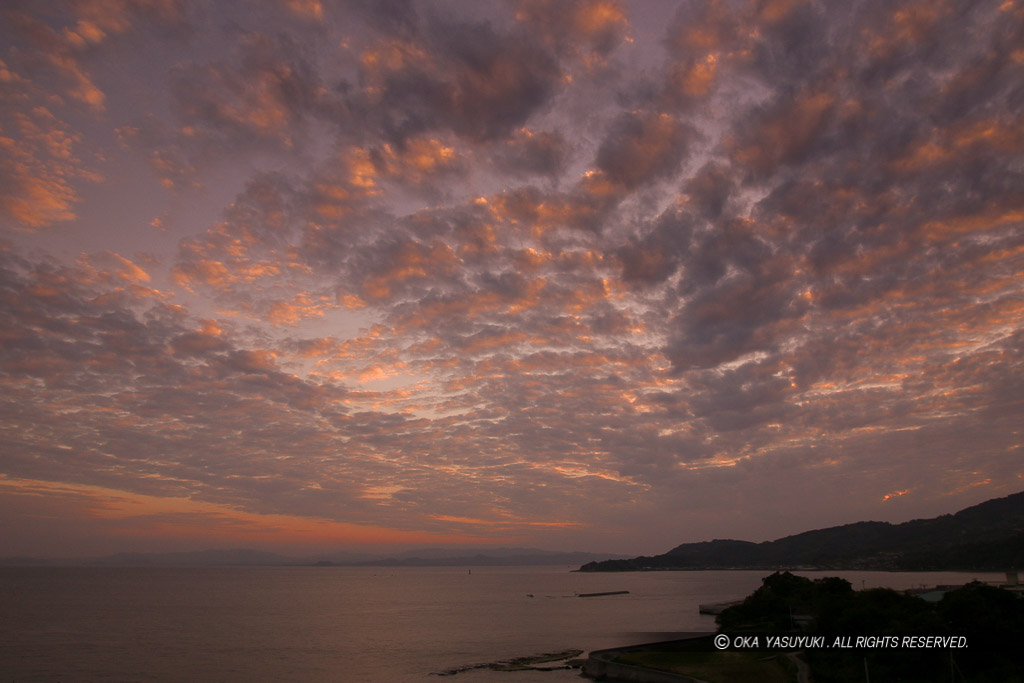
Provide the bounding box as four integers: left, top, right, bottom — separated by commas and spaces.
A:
1, 0, 1021, 558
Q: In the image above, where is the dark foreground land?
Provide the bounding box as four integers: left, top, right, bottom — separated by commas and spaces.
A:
616, 650, 795, 682
589, 572, 1024, 683
591, 641, 798, 683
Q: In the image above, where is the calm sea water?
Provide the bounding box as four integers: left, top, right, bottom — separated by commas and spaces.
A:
0, 566, 1003, 682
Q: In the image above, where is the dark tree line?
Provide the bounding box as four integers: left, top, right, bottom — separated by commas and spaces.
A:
717, 572, 1024, 682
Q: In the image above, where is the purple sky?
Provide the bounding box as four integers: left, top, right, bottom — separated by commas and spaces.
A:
1, 0, 1022, 558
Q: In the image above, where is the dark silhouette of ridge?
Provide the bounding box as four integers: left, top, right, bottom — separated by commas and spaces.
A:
579, 491, 1024, 572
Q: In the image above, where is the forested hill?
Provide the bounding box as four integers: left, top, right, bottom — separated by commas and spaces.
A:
580, 491, 1024, 572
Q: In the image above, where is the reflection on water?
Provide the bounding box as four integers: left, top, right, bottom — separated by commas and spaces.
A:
0, 566, 1002, 681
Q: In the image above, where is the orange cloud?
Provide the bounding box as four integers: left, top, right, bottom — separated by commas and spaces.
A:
173, 249, 284, 292
573, 0, 628, 37
282, 0, 323, 21
890, 118, 1024, 173
0, 168, 78, 228
757, 0, 807, 24
864, 1, 951, 61
178, 61, 300, 145
0, 107, 100, 229
266, 292, 336, 325
671, 54, 719, 98
428, 513, 582, 529
360, 240, 460, 301
4, 2, 181, 112
728, 90, 835, 172
515, 0, 630, 62
293, 337, 344, 359
76, 251, 153, 285
308, 167, 380, 221
359, 39, 433, 91
0, 476, 499, 547
390, 284, 535, 335
370, 137, 462, 186
920, 208, 1024, 241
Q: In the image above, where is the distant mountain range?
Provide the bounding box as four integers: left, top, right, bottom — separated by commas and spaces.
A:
0, 546, 628, 568
580, 491, 1024, 572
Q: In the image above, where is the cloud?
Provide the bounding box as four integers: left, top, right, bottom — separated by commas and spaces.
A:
595, 110, 694, 189
2, 0, 188, 110
0, 103, 94, 229
491, 128, 569, 179
514, 0, 631, 61
169, 32, 327, 151
1, 0, 1022, 556
172, 172, 299, 297
726, 87, 837, 178
614, 206, 696, 285
349, 17, 564, 143
280, 0, 324, 23
0, 2, 191, 228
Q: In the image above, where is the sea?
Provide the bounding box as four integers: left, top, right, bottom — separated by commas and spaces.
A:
0, 566, 1003, 682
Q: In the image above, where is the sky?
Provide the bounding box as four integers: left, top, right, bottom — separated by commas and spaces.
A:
0, 0, 1022, 559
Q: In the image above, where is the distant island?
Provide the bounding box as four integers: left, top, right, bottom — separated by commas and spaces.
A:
580, 491, 1024, 572
0, 546, 628, 568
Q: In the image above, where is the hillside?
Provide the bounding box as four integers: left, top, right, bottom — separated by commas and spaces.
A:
579, 491, 1024, 571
